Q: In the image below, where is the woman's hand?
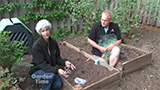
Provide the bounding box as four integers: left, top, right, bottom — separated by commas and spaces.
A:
65, 61, 76, 70
58, 69, 69, 78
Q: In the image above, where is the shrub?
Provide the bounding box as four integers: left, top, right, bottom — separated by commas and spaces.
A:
0, 31, 28, 89
51, 28, 71, 40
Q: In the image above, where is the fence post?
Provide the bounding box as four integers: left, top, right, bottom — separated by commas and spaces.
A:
18, 0, 25, 16
2, 0, 10, 18
52, 19, 58, 31
66, 16, 71, 32
138, 0, 143, 15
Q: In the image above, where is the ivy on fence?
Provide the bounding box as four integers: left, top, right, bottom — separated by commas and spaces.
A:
0, 0, 159, 37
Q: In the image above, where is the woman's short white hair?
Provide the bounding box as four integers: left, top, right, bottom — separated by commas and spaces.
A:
35, 19, 52, 34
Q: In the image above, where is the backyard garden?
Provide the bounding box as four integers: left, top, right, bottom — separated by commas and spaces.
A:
20, 25, 160, 90
0, 0, 160, 90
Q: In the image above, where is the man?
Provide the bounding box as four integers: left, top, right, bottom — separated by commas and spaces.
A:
88, 10, 122, 67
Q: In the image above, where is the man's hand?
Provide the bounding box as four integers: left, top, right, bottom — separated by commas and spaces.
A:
58, 69, 69, 78
106, 44, 114, 51
65, 61, 76, 70
98, 46, 107, 53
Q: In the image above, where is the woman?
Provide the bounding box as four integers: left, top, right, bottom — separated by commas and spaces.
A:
29, 19, 76, 90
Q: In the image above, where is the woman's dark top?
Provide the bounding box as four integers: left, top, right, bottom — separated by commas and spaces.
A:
29, 36, 66, 75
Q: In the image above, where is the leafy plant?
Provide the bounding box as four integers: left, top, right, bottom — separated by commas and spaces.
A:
98, 34, 120, 60
111, 0, 140, 38
51, 28, 71, 39
32, 0, 58, 10
0, 3, 19, 13
1, 0, 159, 40
5, 3, 19, 12
0, 32, 26, 72
18, 0, 67, 25
0, 31, 29, 89
59, 0, 110, 36
130, 33, 141, 41
23, 3, 35, 10
0, 4, 5, 12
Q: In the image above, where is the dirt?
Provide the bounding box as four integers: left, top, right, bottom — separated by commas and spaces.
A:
59, 44, 114, 87
19, 55, 41, 90
19, 25, 160, 90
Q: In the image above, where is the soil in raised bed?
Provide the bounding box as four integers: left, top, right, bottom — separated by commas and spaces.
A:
62, 36, 145, 64
119, 46, 145, 63
59, 44, 115, 88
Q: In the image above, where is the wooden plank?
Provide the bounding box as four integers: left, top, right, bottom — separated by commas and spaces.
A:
102, 80, 120, 90
60, 20, 64, 28
52, 19, 58, 31
139, 9, 144, 23
28, 19, 36, 35
115, 0, 118, 7
57, 20, 61, 29
116, 44, 152, 77
156, 18, 160, 27
155, 0, 160, 27
61, 69, 120, 90
66, 16, 71, 31
138, 0, 143, 15
10, 0, 18, 18
122, 52, 152, 77
142, 7, 148, 24
146, 7, 152, 25
72, 22, 76, 34
24, 0, 35, 33
79, 19, 83, 31
151, 0, 156, 25
40, 7, 45, 14
18, 0, 25, 16
0, 0, 2, 20
105, 0, 110, 9
61, 41, 81, 52
2, 0, 10, 18
121, 44, 149, 53
85, 80, 120, 90
60, 76, 75, 90
151, 0, 157, 25
25, 0, 34, 12
109, 0, 115, 10
84, 72, 120, 90
156, 9, 160, 27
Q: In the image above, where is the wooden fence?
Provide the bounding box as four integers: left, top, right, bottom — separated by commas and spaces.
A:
0, 0, 80, 34
139, 0, 160, 27
0, 0, 160, 33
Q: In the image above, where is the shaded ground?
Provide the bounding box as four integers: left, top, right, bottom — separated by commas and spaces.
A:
20, 25, 160, 90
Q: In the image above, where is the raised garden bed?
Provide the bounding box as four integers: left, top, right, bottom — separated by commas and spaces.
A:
59, 41, 120, 90
18, 40, 152, 90
59, 41, 152, 90
116, 44, 152, 77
